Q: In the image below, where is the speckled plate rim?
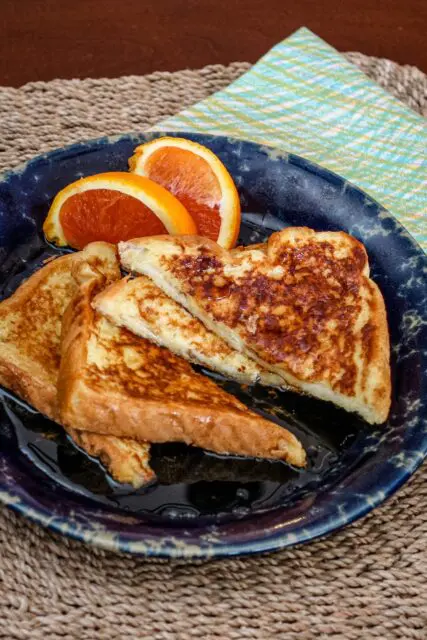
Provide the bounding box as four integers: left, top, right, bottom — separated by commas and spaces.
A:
1, 451, 424, 559
0, 131, 426, 559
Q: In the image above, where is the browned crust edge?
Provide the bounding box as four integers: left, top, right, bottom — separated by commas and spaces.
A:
0, 247, 156, 486
119, 230, 391, 424
363, 279, 391, 423
67, 429, 155, 488
59, 382, 306, 467
0, 358, 57, 419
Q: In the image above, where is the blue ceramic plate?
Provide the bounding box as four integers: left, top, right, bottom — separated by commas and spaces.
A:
0, 132, 426, 558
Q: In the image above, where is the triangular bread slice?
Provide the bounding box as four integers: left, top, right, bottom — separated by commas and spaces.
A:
0, 243, 154, 487
119, 228, 391, 424
57, 253, 305, 467
93, 275, 283, 387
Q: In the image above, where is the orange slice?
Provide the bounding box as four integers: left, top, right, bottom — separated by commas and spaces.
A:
129, 137, 241, 249
43, 172, 197, 250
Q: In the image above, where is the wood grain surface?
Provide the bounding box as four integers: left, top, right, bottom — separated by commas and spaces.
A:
1, 0, 426, 86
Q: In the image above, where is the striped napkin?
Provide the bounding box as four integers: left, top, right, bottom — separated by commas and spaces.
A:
153, 28, 427, 250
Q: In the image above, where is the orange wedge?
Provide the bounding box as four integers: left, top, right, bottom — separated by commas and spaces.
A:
129, 137, 241, 249
43, 172, 197, 250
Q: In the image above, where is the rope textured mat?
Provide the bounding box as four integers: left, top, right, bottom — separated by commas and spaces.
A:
0, 55, 426, 640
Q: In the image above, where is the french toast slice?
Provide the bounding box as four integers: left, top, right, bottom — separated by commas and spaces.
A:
57, 256, 306, 467
93, 275, 283, 387
0, 243, 154, 487
119, 228, 391, 424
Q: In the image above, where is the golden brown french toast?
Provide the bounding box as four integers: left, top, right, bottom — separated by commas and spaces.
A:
93, 275, 283, 387
119, 228, 391, 424
0, 243, 154, 487
57, 258, 306, 467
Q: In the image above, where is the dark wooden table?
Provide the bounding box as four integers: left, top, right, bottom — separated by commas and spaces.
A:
2, 0, 426, 86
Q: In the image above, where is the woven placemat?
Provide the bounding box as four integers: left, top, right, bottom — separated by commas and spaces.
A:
0, 55, 426, 640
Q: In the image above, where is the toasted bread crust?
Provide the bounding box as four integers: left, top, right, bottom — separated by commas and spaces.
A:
119, 229, 391, 424
359, 279, 390, 419
0, 357, 57, 419
68, 429, 155, 488
0, 252, 79, 416
58, 269, 306, 467
0, 244, 155, 486
61, 385, 306, 466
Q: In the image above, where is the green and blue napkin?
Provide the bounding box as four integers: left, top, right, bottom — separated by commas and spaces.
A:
153, 27, 426, 250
